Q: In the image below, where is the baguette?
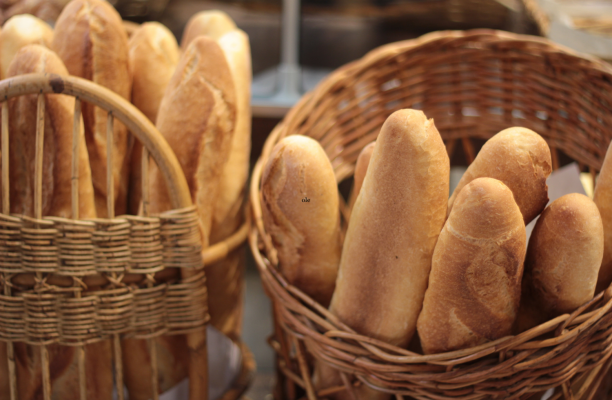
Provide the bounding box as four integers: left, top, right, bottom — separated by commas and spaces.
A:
595, 142, 612, 293
123, 35, 237, 399
262, 135, 342, 307
0, 14, 53, 79
517, 193, 603, 332
447, 127, 551, 224
315, 109, 449, 400
127, 21, 179, 214
417, 177, 526, 354
3, 44, 110, 400
207, 29, 252, 339
330, 109, 449, 347
52, 0, 132, 217
180, 10, 237, 49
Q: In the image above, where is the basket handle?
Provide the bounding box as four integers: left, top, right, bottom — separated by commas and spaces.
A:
0, 73, 192, 210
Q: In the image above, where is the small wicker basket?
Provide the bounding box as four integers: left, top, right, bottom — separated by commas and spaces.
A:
249, 30, 612, 400
0, 73, 251, 400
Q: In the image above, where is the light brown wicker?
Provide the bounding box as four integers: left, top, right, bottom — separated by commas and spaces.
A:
249, 30, 612, 400
0, 73, 250, 400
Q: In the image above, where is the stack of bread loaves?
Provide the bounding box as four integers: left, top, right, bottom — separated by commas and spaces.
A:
261, 108, 609, 399
0, 3, 251, 400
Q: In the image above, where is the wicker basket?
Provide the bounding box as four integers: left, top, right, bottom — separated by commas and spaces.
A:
0, 73, 251, 400
249, 29, 612, 400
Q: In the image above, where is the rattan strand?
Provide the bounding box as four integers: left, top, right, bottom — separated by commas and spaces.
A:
250, 30, 612, 400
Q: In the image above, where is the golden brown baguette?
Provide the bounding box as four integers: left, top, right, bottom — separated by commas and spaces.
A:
207, 29, 252, 339
0, 14, 52, 79
347, 140, 375, 214
180, 9, 237, 49
148, 35, 236, 243
211, 29, 251, 240
315, 109, 449, 400
262, 135, 342, 307
595, 142, 612, 293
417, 177, 526, 354
3, 44, 111, 400
517, 193, 603, 332
4, 44, 95, 219
52, 0, 132, 217
447, 127, 552, 224
123, 35, 236, 399
127, 21, 179, 214
330, 109, 449, 347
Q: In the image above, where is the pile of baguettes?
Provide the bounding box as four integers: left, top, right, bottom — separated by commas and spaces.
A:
0, 1, 251, 399
261, 108, 612, 399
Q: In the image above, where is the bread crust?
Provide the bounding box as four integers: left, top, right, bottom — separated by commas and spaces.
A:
0, 14, 53, 79
417, 178, 526, 354
262, 135, 342, 307
447, 127, 551, 224
148, 35, 236, 243
330, 109, 449, 348
180, 10, 237, 49
127, 21, 179, 214
518, 193, 603, 332
205, 29, 251, 340
210, 29, 251, 241
128, 22, 179, 123
52, 0, 132, 217
4, 44, 95, 219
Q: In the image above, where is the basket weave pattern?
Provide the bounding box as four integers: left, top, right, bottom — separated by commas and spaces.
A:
0, 208, 206, 346
250, 30, 612, 400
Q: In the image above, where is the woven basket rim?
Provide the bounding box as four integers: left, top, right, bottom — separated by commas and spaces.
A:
249, 29, 612, 398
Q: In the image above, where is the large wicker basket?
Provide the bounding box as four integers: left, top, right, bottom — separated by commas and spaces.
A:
249, 30, 612, 400
0, 73, 251, 400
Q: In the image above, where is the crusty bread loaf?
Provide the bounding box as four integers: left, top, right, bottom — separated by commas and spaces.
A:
127, 21, 179, 214
595, 142, 612, 293
52, 0, 132, 217
417, 177, 526, 354
448, 127, 552, 224
5, 44, 95, 219
348, 141, 375, 214
262, 135, 342, 307
0, 14, 53, 79
517, 193, 603, 332
211, 29, 251, 240
207, 29, 252, 339
330, 109, 449, 347
316, 110, 449, 400
180, 10, 237, 49
148, 35, 236, 243
123, 35, 237, 399
128, 22, 179, 124
3, 44, 111, 400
